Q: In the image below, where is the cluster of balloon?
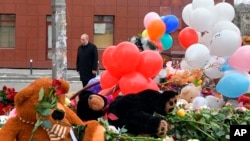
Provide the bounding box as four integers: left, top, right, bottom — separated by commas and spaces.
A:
100, 41, 163, 95
141, 12, 179, 51
179, 0, 250, 98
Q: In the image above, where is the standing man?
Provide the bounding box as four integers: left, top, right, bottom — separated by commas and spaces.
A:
76, 34, 98, 87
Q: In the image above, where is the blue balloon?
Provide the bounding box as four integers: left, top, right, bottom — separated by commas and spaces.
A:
161, 15, 179, 33
221, 58, 234, 72
216, 72, 249, 98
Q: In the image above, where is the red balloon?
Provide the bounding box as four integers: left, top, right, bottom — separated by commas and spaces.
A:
150, 39, 163, 51
178, 27, 199, 49
102, 46, 121, 77
147, 78, 160, 91
100, 70, 120, 89
136, 50, 163, 78
119, 72, 149, 95
112, 41, 140, 75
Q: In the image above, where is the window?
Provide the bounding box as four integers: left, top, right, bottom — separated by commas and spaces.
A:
94, 15, 114, 48
46, 15, 52, 59
0, 14, 16, 48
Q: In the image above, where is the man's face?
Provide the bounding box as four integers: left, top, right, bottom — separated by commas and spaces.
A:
80, 36, 88, 45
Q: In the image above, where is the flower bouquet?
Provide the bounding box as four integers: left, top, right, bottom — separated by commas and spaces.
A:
0, 86, 17, 115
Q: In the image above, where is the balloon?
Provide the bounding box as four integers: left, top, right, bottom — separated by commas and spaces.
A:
228, 45, 250, 71
199, 31, 213, 47
209, 30, 241, 57
212, 20, 241, 35
178, 27, 199, 49
160, 33, 173, 50
150, 39, 163, 51
87, 76, 101, 93
189, 8, 213, 32
161, 15, 179, 33
136, 50, 163, 78
147, 78, 160, 91
216, 72, 249, 98
102, 46, 121, 77
100, 70, 120, 89
182, 3, 193, 26
119, 72, 149, 95
221, 58, 235, 72
141, 29, 148, 38
192, 0, 214, 9
180, 59, 193, 70
112, 41, 140, 75
143, 12, 160, 28
185, 43, 210, 68
147, 19, 166, 40
214, 2, 235, 22
203, 56, 225, 79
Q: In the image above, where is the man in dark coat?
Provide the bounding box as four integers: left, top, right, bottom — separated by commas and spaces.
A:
76, 34, 98, 87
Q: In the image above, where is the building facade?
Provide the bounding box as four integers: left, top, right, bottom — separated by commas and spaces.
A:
0, 0, 233, 69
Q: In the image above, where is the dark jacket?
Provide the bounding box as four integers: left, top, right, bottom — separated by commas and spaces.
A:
76, 42, 98, 81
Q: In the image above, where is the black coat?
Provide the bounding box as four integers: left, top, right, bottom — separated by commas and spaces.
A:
76, 42, 98, 81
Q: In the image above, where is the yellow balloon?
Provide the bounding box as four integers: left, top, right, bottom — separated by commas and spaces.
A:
141, 29, 148, 37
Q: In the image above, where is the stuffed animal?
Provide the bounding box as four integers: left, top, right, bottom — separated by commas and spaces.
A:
0, 77, 105, 141
177, 84, 200, 109
179, 84, 200, 103
77, 90, 109, 121
107, 89, 179, 138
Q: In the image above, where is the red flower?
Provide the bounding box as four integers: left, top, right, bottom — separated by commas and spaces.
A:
52, 79, 61, 88
55, 87, 65, 96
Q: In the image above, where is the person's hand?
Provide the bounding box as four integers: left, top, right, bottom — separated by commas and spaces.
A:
92, 70, 97, 74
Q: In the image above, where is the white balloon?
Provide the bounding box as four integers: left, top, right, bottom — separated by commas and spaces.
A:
212, 20, 241, 35
203, 56, 225, 79
189, 8, 213, 32
185, 43, 210, 68
209, 30, 241, 57
192, 0, 214, 9
214, 2, 235, 22
199, 31, 213, 47
182, 3, 193, 26
180, 59, 193, 70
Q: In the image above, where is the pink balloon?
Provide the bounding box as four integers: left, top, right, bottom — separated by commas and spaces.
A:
143, 12, 160, 28
136, 50, 163, 78
119, 72, 149, 95
228, 45, 250, 71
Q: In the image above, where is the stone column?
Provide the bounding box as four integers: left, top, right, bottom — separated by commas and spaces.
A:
51, 0, 67, 80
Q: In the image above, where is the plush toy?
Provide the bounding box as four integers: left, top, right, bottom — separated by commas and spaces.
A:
107, 89, 179, 138
0, 77, 105, 141
77, 90, 109, 121
179, 84, 200, 103
177, 84, 200, 109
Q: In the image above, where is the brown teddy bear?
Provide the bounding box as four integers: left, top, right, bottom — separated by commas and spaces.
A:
0, 77, 105, 141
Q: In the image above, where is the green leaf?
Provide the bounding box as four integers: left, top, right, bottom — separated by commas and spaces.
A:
41, 109, 51, 116
38, 88, 44, 101
42, 120, 52, 129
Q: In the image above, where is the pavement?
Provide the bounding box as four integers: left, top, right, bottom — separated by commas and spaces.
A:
0, 68, 83, 92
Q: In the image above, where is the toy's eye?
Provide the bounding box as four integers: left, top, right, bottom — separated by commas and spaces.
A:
169, 101, 173, 106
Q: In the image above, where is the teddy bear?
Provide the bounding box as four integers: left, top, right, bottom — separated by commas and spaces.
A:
0, 77, 105, 141
76, 89, 110, 121
177, 84, 201, 109
107, 89, 179, 138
